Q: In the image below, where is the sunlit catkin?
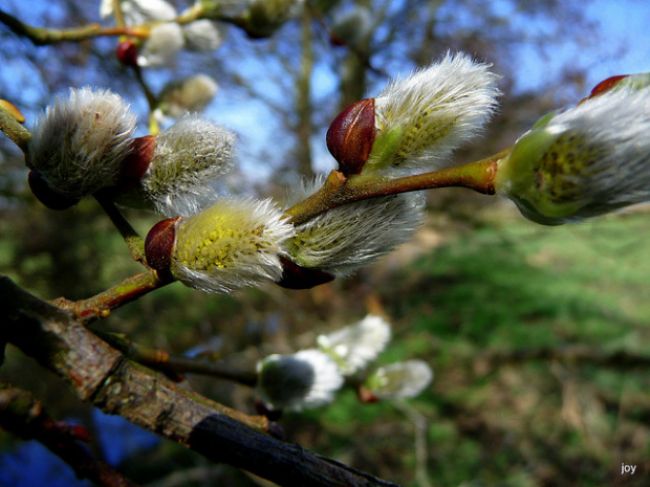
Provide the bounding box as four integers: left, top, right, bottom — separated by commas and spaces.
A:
171, 198, 295, 292
29, 87, 136, 200
496, 87, 650, 224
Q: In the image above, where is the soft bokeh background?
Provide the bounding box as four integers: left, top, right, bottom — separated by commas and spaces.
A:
1, 0, 649, 485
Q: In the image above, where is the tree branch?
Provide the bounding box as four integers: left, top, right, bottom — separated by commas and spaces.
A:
0, 9, 147, 45
285, 149, 509, 225
53, 270, 171, 321
0, 102, 31, 152
96, 330, 258, 386
0, 383, 139, 487
0, 276, 399, 487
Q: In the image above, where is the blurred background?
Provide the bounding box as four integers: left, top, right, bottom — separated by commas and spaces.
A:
1, 0, 649, 485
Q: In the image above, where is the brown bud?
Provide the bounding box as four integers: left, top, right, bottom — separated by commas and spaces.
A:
276, 256, 335, 290
118, 135, 156, 189
145, 217, 180, 273
28, 170, 80, 210
116, 40, 139, 67
357, 385, 379, 404
326, 98, 376, 176
589, 74, 628, 98
579, 74, 629, 104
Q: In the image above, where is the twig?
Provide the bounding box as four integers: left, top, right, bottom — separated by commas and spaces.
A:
0, 9, 146, 45
393, 401, 432, 487
285, 149, 509, 225
0, 103, 31, 152
0, 276, 398, 487
95, 195, 147, 265
0, 383, 139, 487
96, 331, 259, 386
129, 64, 160, 134
52, 270, 171, 321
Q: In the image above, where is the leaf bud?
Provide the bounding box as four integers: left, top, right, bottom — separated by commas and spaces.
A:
145, 217, 180, 273
116, 40, 139, 67
326, 98, 376, 176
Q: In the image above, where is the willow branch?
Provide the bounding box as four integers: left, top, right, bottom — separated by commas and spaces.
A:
285, 149, 510, 225
96, 331, 258, 386
0, 10, 146, 45
0, 276, 398, 487
53, 270, 171, 321
0, 383, 139, 487
0, 103, 31, 152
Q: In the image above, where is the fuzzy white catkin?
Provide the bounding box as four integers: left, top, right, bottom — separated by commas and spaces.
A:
498, 87, 650, 224
317, 315, 391, 376
256, 349, 344, 411
183, 20, 222, 51
330, 6, 372, 47
541, 88, 650, 212
142, 116, 234, 216
100, 0, 177, 24
287, 178, 425, 276
366, 360, 433, 399
371, 52, 499, 172
29, 87, 136, 198
171, 198, 295, 293
138, 23, 185, 67
159, 75, 218, 119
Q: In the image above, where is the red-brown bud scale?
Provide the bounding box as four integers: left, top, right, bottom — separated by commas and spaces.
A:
276, 256, 335, 290
118, 135, 156, 189
145, 217, 180, 273
116, 40, 139, 67
326, 98, 376, 176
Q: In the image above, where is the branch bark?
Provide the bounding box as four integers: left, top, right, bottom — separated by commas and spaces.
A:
0, 276, 399, 487
285, 150, 507, 225
0, 9, 146, 45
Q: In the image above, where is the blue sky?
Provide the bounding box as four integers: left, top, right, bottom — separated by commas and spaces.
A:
3, 0, 650, 178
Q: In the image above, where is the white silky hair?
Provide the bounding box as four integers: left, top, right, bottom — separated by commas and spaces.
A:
183, 20, 222, 51
373, 51, 500, 171
100, 0, 177, 24
171, 198, 295, 293
29, 87, 136, 198
159, 74, 219, 118
288, 178, 425, 276
317, 314, 391, 376
142, 116, 234, 217
256, 349, 344, 411
367, 360, 433, 399
138, 23, 185, 67
542, 87, 650, 215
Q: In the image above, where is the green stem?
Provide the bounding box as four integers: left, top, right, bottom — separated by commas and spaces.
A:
0, 104, 31, 152
0, 10, 146, 45
285, 148, 511, 225
53, 271, 171, 321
